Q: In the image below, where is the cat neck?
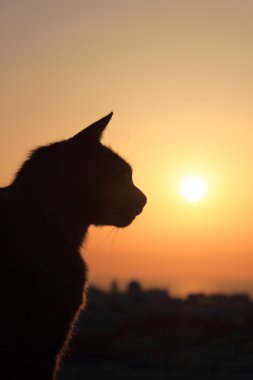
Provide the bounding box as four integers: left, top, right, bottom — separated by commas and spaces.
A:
4, 184, 90, 251
34, 203, 90, 251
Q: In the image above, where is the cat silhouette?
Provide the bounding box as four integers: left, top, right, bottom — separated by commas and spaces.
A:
0, 113, 146, 379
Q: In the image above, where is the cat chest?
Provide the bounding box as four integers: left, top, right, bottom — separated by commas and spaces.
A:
32, 251, 87, 310
2, 246, 87, 321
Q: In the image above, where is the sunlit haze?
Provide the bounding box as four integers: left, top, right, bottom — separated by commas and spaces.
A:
1, 1, 253, 298
180, 175, 207, 202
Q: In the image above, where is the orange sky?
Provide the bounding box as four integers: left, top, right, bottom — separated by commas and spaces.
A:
1, 1, 253, 297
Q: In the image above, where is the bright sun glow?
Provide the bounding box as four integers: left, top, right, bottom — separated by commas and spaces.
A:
180, 175, 207, 202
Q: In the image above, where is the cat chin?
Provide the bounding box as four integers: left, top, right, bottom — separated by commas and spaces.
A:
114, 216, 136, 228
93, 214, 136, 228
113, 211, 137, 228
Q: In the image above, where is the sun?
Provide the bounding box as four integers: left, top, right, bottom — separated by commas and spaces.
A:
180, 175, 207, 202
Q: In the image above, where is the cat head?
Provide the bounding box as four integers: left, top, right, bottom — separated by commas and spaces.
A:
14, 113, 147, 228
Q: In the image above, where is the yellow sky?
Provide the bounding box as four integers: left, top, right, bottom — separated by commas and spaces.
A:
1, 1, 253, 297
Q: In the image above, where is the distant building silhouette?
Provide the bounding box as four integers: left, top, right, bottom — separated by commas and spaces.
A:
110, 280, 119, 294
127, 280, 142, 295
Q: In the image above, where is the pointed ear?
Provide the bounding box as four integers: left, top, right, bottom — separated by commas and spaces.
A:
71, 112, 113, 144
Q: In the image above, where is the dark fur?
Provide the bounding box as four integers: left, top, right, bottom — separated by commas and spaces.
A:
0, 113, 146, 379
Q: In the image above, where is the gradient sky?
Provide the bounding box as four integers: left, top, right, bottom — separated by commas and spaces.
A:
1, 0, 253, 297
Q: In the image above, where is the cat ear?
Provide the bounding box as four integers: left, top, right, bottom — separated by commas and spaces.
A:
71, 112, 113, 144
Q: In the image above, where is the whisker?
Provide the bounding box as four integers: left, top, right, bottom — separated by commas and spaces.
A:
92, 227, 116, 250
107, 228, 119, 278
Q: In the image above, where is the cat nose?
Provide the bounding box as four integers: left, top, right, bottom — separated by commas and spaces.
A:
135, 187, 147, 209
140, 191, 147, 208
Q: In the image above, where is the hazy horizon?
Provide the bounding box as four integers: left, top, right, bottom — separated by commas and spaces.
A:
89, 277, 253, 299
